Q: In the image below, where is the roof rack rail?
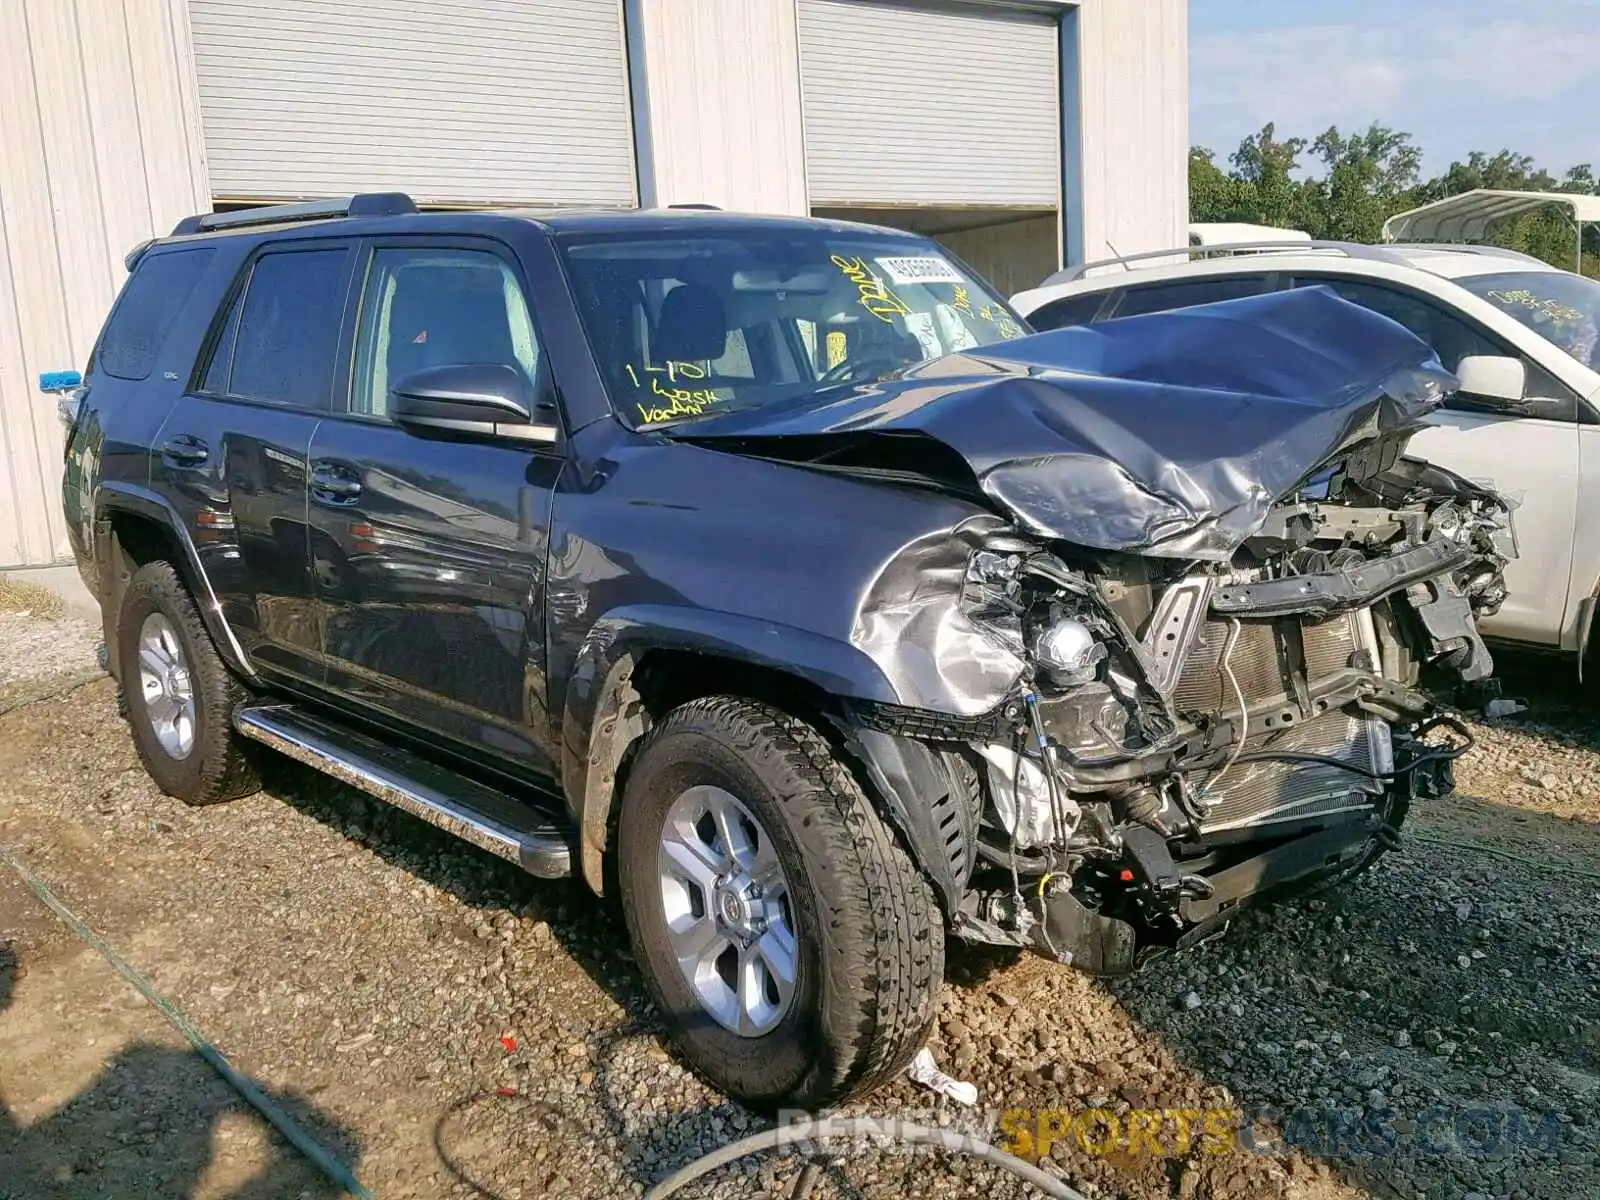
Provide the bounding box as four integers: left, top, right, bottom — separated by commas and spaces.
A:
1382, 241, 1552, 267
170, 193, 418, 237
1039, 239, 1413, 287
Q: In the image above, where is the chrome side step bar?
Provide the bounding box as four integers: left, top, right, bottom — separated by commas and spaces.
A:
234, 704, 572, 878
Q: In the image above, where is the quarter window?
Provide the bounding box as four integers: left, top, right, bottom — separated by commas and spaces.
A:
350, 247, 541, 418
95, 248, 214, 381
1026, 292, 1112, 331
1112, 275, 1274, 318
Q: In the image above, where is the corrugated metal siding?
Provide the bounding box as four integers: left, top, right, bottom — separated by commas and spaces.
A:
798, 0, 1059, 207
632, 0, 808, 214
189, 0, 637, 208
0, 0, 208, 567
1071, 0, 1188, 263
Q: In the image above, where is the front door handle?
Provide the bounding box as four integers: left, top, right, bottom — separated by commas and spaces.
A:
310, 461, 362, 504
161, 434, 209, 467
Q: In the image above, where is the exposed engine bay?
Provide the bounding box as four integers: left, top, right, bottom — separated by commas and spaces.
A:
836, 445, 1513, 974
680, 286, 1517, 974
927, 446, 1511, 972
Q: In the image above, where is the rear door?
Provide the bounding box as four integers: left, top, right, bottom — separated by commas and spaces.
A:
153, 240, 356, 684
1289, 274, 1584, 645
306, 237, 563, 778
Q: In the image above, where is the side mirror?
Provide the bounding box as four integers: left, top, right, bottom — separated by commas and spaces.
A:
390, 363, 558, 444
1454, 355, 1527, 404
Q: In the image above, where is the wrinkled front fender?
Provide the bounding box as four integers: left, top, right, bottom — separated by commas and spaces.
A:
557, 604, 899, 890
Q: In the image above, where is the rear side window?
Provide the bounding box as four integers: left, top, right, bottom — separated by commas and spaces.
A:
1113, 275, 1275, 319
95, 248, 214, 381
1027, 292, 1112, 331
211, 247, 349, 410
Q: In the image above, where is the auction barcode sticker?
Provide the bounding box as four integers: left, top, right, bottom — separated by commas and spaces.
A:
875, 256, 965, 286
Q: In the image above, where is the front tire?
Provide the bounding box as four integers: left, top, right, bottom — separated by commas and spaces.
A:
116, 561, 260, 805
617, 696, 943, 1109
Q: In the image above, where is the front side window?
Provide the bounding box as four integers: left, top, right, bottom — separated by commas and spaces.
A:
95, 248, 214, 381
557, 230, 1024, 428
349, 247, 541, 418
1294, 275, 1574, 409
1456, 270, 1600, 371
223, 248, 350, 410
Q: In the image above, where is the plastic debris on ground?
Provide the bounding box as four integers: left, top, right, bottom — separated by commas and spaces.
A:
906, 1047, 978, 1106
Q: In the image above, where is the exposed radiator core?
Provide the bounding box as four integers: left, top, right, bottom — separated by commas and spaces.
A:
1174, 614, 1363, 713
1198, 709, 1384, 833
1172, 611, 1385, 833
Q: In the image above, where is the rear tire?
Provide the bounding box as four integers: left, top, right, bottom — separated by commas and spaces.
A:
617, 695, 943, 1109
116, 561, 260, 805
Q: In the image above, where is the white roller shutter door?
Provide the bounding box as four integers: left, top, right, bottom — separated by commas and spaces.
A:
798, 0, 1060, 208
189, 0, 636, 208
800, 0, 1062, 208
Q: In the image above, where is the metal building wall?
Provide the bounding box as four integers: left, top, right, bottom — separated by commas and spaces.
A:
628, 0, 809, 215
0, 0, 209, 567
1066, 0, 1189, 266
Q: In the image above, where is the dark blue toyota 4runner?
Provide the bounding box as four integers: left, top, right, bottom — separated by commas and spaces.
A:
63, 195, 1513, 1107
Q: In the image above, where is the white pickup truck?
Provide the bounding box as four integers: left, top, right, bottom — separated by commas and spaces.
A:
1014, 240, 1600, 674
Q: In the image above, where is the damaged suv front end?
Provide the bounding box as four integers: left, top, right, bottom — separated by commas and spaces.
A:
680, 286, 1514, 975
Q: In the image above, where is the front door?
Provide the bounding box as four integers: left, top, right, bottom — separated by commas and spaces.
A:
1292, 275, 1583, 645
306, 239, 562, 778
152, 241, 357, 684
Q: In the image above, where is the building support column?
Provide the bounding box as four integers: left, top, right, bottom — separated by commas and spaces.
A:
626, 0, 809, 215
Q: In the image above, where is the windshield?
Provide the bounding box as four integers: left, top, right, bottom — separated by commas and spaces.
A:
557, 229, 1025, 427
1457, 270, 1600, 370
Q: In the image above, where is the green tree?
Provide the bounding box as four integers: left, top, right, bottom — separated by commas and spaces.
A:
1305, 124, 1421, 242
1189, 126, 1600, 276
1188, 147, 1237, 223
1228, 123, 1311, 230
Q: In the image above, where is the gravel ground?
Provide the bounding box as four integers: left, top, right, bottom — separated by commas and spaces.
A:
0, 604, 100, 710
0, 607, 1595, 1199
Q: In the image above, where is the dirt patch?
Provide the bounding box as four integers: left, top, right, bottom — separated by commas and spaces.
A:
0, 640, 1594, 1198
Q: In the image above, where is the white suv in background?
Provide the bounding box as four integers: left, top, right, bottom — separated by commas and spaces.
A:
1014, 242, 1600, 672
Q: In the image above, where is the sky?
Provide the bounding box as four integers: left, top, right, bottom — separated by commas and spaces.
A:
1189, 0, 1600, 178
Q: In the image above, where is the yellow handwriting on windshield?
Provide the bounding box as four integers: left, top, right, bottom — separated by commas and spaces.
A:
973, 302, 1023, 340
624, 360, 709, 389
1486, 289, 1586, 326
830, 255, 911, 324
951, 286, 974, 317
635, 376, 723, 424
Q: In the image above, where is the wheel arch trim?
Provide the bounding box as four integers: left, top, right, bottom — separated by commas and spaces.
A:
94, 481, 258, 681
558, 605, 900, 893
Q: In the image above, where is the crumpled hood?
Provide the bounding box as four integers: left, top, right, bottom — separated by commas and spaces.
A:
676, 286, 1457, 560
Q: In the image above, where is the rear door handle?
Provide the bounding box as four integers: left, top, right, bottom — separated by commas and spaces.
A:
161, 434, 209, 467
310, 461, 362, 504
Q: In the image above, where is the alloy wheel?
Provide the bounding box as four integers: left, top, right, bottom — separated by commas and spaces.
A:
656, 784, 798, 1037
136, 612, 196, 760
